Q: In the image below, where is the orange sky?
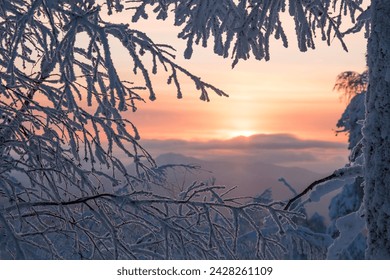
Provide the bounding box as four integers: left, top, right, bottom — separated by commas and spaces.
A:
95, 7, 368, 173
107, 11, 367, 144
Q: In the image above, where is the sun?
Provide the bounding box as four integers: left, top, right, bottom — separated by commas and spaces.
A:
228, 130, 257, 138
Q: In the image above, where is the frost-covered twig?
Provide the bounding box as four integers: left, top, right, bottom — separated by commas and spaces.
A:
126, 0, 366, 67
0, 182, 309, 259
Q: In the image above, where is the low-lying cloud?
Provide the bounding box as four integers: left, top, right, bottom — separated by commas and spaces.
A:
136, 133, 348, 173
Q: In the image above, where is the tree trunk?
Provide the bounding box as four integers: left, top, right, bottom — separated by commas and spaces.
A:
363, 0, 390, 259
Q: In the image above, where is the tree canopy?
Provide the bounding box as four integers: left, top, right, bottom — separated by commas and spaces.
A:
2, 0, 387, 260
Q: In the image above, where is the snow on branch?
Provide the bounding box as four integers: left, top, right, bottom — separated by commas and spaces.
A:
0, 181, 312, 259
0, 0, 357, 260
284, 165, 363, 211
126, 0, 367, 67
0, 0, 229, 198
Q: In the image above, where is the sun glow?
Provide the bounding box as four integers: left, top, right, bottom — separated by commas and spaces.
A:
227, 130, 258, 138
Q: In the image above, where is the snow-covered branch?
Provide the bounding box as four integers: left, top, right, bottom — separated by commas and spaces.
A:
284, 165, 363, 211
126, 0, 367, 66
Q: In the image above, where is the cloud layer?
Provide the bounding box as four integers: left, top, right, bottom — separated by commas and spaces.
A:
137, 133, 348, 173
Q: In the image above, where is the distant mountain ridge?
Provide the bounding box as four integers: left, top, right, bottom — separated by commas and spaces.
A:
152, 152, 325, 201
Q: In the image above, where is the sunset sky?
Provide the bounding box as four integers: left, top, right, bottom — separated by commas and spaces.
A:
107, 8, 367, 173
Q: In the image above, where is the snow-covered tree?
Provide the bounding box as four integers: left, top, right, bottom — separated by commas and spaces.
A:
0, 0, 310, 259
361, 1, 390, 259
326, 72, 367, 259
334, 70, 368, 103
131, 0, 390, 259
336, 70, 367, 152
2, 0, 389, 260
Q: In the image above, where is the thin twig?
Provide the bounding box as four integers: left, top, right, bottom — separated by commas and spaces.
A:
283, 172, 339, 211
